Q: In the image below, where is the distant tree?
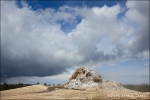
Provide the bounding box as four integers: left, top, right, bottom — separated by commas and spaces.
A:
44, 83, 47, 86
18, 82, 23, 87
3, 82, 8, 90
57, 83, 61, 86
122, 84, 150, 92
37, 82, 40, 84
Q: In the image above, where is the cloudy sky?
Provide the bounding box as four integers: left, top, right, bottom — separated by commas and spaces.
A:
1, 0, 149, 84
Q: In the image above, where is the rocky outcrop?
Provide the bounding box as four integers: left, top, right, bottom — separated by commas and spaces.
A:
64, 66, 126, 90
69, 67, 102, 82
64, 67, 103, 89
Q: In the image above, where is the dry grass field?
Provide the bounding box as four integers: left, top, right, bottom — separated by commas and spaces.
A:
1, 84, 149, 99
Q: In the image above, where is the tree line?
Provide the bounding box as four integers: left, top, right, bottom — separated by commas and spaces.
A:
0, 82, 61, 91
122, 84, 150, 92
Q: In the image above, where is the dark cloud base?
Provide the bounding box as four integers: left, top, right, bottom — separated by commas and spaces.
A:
1, 54, 67, 78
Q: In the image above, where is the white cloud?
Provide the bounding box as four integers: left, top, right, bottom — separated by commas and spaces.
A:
1, 1, 149, 84
92, 4, 120, 19
125, 1, 149, 24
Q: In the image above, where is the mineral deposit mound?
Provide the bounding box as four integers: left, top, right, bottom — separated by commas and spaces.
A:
63, 67, 126, 90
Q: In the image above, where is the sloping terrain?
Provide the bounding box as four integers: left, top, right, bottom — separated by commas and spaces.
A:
1, 84, 47, 97
1, 85, 149, 99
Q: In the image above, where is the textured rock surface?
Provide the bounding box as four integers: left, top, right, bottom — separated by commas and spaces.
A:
64, 66, 127, 90
64, 67, 103, 89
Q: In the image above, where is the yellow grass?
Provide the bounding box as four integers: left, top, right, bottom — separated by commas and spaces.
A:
1, 84, 149, 99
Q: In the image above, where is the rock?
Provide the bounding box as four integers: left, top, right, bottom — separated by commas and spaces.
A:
86, 72, 92, 77
69, 67, 86, 80
93, 77, 102, 82
64, 67, 103, 89
64, 66, 128, 91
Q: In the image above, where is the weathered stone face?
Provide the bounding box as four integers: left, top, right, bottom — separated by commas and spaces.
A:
86, 72, 92, 77
69, 67, 86, 80
64, 67, 103, 88
69, 67, 102, 81
93, 77, 102, 82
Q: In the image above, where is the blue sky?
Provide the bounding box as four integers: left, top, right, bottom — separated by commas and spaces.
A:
16, 0, 127, 33
1, 0, 149, 85
19, 0, 126, 9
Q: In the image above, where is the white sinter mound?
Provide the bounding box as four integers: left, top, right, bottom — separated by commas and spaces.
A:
64, 67, 128, 91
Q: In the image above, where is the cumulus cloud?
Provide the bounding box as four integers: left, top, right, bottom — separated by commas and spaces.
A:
1, 0, 149, 80
125, 1, 149, 59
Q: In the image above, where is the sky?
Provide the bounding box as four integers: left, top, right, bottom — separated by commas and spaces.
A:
1, 0, 149, 85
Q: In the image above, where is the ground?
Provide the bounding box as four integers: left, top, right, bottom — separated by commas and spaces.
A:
1, 84, 149, 99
